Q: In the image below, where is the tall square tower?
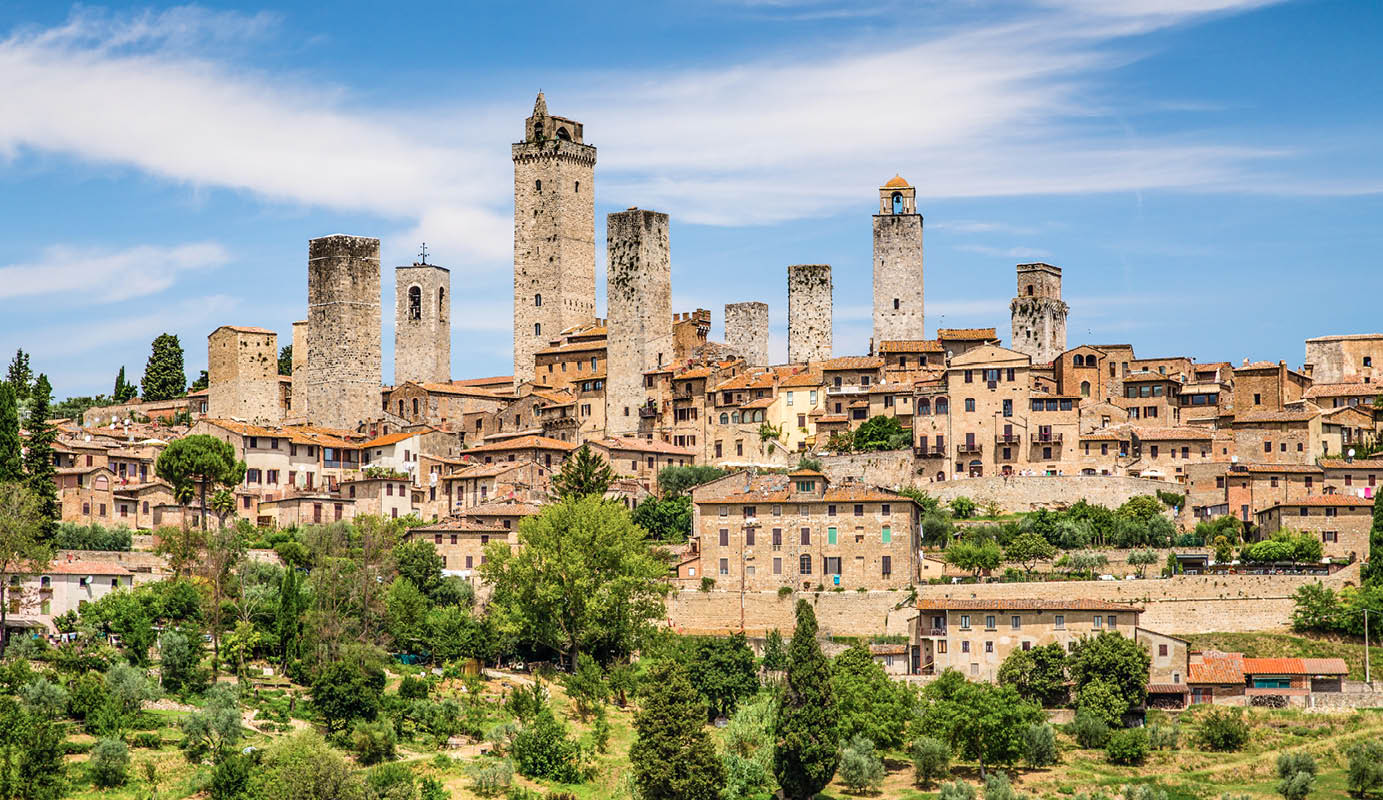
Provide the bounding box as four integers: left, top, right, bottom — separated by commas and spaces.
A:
512, 92, 597, 387
1010, 262, 1069, 366
304, 234, 382, 430
788, 264, 833, 363
605, 208, 672, 436
207, 325, 281, 424
394, 258, 451, 386
872, 175, 924, 349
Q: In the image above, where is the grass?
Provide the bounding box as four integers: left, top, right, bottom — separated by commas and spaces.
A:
1181, 630, 1383, 682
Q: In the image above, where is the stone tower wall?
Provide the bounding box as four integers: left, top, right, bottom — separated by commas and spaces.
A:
512, 98, 597, 387
289, 320, 307, 420
206, 327, 281, 424
788, 264, 833, 363
605, 208, 672, 436
304, 235, 382, 430
725, 302, 770, 367
394, 264, 451, 386
1010, 263, 1068, 366
872, 213, 925, 347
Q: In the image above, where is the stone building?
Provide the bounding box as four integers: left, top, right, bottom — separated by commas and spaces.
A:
605, 208, 672, 435
207, 325, 282, 424
1256, 495, 1373, 559
1009, 263, 1068, 366
394, 259, 451, 386
1305, 333, 1383, 385
725, 302, 769, 367
872, 176, 924, 349
788, 264, 832, 363
512, 92, 597, 387
289, 320, 308, 418
303, 234, 382, 431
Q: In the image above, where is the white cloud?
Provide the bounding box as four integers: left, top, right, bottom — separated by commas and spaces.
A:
0, 242, 229, 303
26, 293, 240, 360
955, 244, 1053, 260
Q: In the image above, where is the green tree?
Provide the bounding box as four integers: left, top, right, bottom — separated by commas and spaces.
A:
997, 642, 1068, 707
565, 652, 608, 720
1024, 722, 1058, 767
311, 660, 384, 735
248, 730, 365, 800
511, 707, 581, 783
679, 633, 760, 720
1213, 535, 1235, 564
632, 494, 693, 541
5, 350, 32, 400
853, 415, 910, 451
950, 496, 977, 519
385, 577, 429, 654
394, 539, 446, 601
761, 628, 788, 673
113, 366, 138, 403
1105, 728, 1148, 766
1068, 632, 1149, 723
278, 345, 293, 376
1366, 493, 1383, 585
1127, 548, 1159, 578
181, 684, 242, 764
551, 443, 614, 499
946, 538, 1001, 576
911, 736, 950, 787
1197, 707, 1249, 752
0, 383, 22, 483
155, 434, 247, 532
204, 523, 248, 677
22, 375, 59, 541
630, 660, 725, 800
141, 333, 187, 401
89, 737, 130, 788
189, 370, 209, 393
916, 670, 1043, 777
831, 644, 914, 749
209, 489, 236, 527
657, 465, 727, 497
480, 496, 671, 667
275, 565, 304, 664
159, 629, 206, 694
1117, 495, 1163, 523
1347, 739, 1383, 797
773, 599, 838, 800
0, 483, 54, 657
1005, 532, 1057, 577
83, 587, 156, 664
838, 734, 885, 793
1276, 751, 1316, 800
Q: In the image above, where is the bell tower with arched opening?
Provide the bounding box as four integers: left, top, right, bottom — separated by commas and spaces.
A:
512, 92, 597, 387
395, 255, 451, 386
872, 175, 924, 351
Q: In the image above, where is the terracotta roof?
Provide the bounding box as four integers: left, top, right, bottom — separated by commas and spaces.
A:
534, 340, 605, 356
445, 461, 532, 479
938, 327, 997, 341
1235, 361, 1282, 371
788, 469, 825, 477
464, 435, 577, 454
878, 339, 944, 353
411, 517, 510, 534
869, 643, 907, 655
463, 501, 543, 517
1319, 458, 1383, 470
740, 397, 775, 410
1147, 683, 1190, 695
821, 356, 884, 371
1264, 495, 1375, 509
213, 325, 275, 335
38, 561, 131, 576
779, 369, 823, 388
1122, 372, 1179, 383
676, 366, 714, 380
362, 430, 422, 448
1234, 410, 1321, 424
712, 371, 777, 392
451, 375, 514, 388
883, 174, 910, 188
816, 415, 849, 424
1238, 463, 1324, 474
1242, 657, 1312, 675
1300, 657, 1350, 674
916, 598, 1142, 612
1306, 382, 1378, 399
1132, 426, 1214, 441
1188, 652, 1244, 684
415, 382, 503, 398
693, 473, 912, 504
591, 436, 695, 456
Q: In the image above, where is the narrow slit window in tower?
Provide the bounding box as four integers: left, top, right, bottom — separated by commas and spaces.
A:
408, 286, 421, 320
438, 287, 445, 318
893, 298, 900, 310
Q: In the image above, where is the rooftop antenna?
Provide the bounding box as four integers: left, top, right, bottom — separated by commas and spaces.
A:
417, 242, 429, 265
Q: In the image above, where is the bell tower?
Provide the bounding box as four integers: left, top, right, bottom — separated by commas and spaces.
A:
512, 92, 597, 387
872, 175, 924, 351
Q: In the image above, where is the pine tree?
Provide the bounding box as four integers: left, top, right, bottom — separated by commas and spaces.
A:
630, 660, 725, 800
190, 370, 209, 393
22, 374, 59, 543
761, 628, 788, 672
551, 443, 614, 499
0, 382, 22, 483
112, 367, 137, 403
141, 333, 187, 402
5, 349, 32, 400
774, 599, 839, 800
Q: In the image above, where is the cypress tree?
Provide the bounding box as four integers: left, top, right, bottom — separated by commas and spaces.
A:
774, 599, 839, 800
112, 367, 137, 403
5, 349, 32, 401
278, 345, 293, 376
22, 374, 59, 542
276, 567, 302, 665
141, 333, 187, 401
0, 383, 22, 482
630, 660, 725, 800
551, 443, 615, 499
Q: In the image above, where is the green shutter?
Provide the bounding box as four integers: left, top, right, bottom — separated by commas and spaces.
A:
828, 527, 837, 545
881, 526, 892, 544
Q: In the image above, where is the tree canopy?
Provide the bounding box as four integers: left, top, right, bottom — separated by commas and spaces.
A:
21, 375, 57, 542
141, 333, 187, 401
630, 660, 725, 800
773, 599, 839, 800
852, 415, 911, 451
916, 669, 1043, 776
155, 434, 246, 532
551, 444, 614, 499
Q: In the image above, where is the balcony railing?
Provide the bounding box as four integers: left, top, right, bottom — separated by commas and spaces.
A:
956, 442, 983, 456
1031, 433, 1064, 444
995, 433, 1021, 444
923, 626, 947, 636
826, 385, 869, 395
914, 447, 946, 458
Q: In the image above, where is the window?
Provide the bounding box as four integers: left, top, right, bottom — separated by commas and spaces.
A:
1054, 615, 1065, 630
964, 398, 975, 412
1093, 615, 1103, 628
961, 640, 970, 653
773, 557, 782, 574
1159, 644, 1169, 657
827, 527, 837, 545
824, 556, 841, 574
1107, 615, 1117, 628
746, 528, 755, 546
801, 528, 810, 545
960, 615, 971, 629
772, 528, 782, 548
1002, 399, 1012, 417
799, 554, 812, 574
719, 558, 729, 576
534, 293, 542, 306
881, 525, 892, 544
1011, 615, 1021, 630
408, 286, 421, 320
881, 555, 891, 576
985, 641, 994, 654
985, 615, 996, 629
854, 504, 864, 516
719, 529, 729, 546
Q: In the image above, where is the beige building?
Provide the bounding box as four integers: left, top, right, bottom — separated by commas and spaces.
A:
1255, 495, 1373, 559
207, 325, 283, 424
3, 559, 135, 635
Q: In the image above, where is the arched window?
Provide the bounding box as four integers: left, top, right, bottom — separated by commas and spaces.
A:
719, 413, 729, 424
936, 397, 949, 415
1081, 381, 1091, 398
731, 411, 740, 424
398, 399, 404, 415
891, 191, 903, 214
412, 398, 419, 416
918, 398, 931, 415
893, 298, 900, 310
556, 127, 571, 141
936, 471, 946, 482
1073, 354, 1084, 367
1026, 284, 1034, 296
534, 294, 542, 307
438, 287, 445, 318
534, 322, 542, 336
408, 286, 421, 320
799, 554, 812, 574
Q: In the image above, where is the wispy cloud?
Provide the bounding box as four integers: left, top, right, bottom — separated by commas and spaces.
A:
0, 242, 229, 303
25, 293, 240, 360
931, 220, 1045, 235
955, 244, 1053, 260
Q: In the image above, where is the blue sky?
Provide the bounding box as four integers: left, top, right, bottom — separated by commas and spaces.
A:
0, 0, 1379, 399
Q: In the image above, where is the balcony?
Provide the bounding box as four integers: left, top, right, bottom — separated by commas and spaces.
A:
1031, 433, 1064, 445
956, 442, 983, 456
923, 626, 947, 636
995, 433, 1021, 445
914, 447, 946, 458
638, 402, 659, 419
826, 385, 869, 396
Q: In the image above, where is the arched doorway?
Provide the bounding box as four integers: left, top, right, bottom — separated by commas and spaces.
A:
968, 460, 983, 478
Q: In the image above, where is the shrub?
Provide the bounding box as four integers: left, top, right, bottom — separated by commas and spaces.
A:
397, 675, 429, 701
983, 772, 1020, 800
838, 734, 884, 793
1147, 724, 1179, 751
778, 586, 794, 598
950, 497, 977, 519
1070, 711, 1110, 749
511, 708, 581, 783
700, 576, 715, 592
1277, 751, 1316, 800
1105, 728, 1149, 766
911, 736, 950, 787
1124, 787, 1169, 800
350, 719, 398, 765
366, 762, 415, 800
1024, 722, 1058, 767
420, 776, 449, 800
940, 780, 978, 800
1197, 708, 1249, 752
89, 737, 130, 788
469, 758, 513, 797
1348, 740, 1383, 797
131, 732, 161, 749
209, 753, 252, 800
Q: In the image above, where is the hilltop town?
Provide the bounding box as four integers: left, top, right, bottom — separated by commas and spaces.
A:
4, 92, 1383, 799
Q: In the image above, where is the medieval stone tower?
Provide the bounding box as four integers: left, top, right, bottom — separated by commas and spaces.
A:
725, 302, 770, 367
872, 175, 924, 349
605, 208, 672, 436
394, 259, 451, 386
304, 234, 382, 430
206, 326, 281, 423
512, 92, 597, 387
1010, 262, 1068, 365
788, 264, 833, 363
289, 320, 307, 419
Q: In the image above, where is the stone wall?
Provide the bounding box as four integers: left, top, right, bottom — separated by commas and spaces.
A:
1305, 334, 1383, 385
207, 326, 281, 424
289, 320, 307, 420
1010, 263, 1067, 366
788, 264, 832, 363
394, 264, 451, 386
304, 235, 382, 430
818, 449, 916, 489
724, 302, 769, 367
872, 205, 924, 346
605, 208, 672, 436
926, 474, 1184, 513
